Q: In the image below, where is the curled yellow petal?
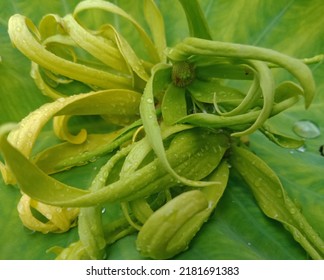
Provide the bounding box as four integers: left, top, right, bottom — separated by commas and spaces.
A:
61, 14, 129, 73
7, 89, 141, 160
30, 63, 68, 99
8, 14, 132, 90
99, 24, 150, 84
17, 194, 79, 234
53, 115, 87, 144
73, 0, 160, 64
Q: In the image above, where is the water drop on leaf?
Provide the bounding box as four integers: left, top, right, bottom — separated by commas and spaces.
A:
292, 120, 320, 139
296, 145, 306, 153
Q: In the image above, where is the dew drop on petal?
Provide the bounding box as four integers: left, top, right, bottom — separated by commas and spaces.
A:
289, 208, 296, 215
276, 190, 283, 198
292, 120, 320, 139
146, 98, 153, 104
57, 97, 65, 103
254, 177, 263, 188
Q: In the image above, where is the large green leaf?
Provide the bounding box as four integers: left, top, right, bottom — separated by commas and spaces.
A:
0, 0, 323, 259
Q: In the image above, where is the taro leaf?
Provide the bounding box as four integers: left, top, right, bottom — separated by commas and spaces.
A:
0, 0, 323, 260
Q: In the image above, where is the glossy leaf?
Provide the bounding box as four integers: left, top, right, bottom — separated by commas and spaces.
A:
230, 145, 324, 260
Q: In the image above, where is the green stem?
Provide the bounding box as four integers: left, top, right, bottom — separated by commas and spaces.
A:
177, 0, 212, 40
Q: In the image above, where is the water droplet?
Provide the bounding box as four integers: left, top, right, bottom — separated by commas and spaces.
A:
101, 208, 106, 214
254, 177, 263, 188
289, 208, 296, 215
89, 157, 97, 163
293, 120, 320, 139
299, 222, 304, 230
146, 98, 153, 104
23, 226, 36, 235
294, 232, 301, 241
57, 97, 65, 103
296, 145, 306, 153
247, 242, 251, 246
90, 225, 98, 232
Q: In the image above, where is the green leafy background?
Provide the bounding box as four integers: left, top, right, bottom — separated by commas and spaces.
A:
0, 0, 323, 259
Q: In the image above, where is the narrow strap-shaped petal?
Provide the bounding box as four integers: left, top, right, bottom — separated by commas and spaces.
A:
168, 38, 315, 107
8, 14, 132, 89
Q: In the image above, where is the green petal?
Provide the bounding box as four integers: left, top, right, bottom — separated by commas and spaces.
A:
161, 84, 187, 125
143, 0, 167, 62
